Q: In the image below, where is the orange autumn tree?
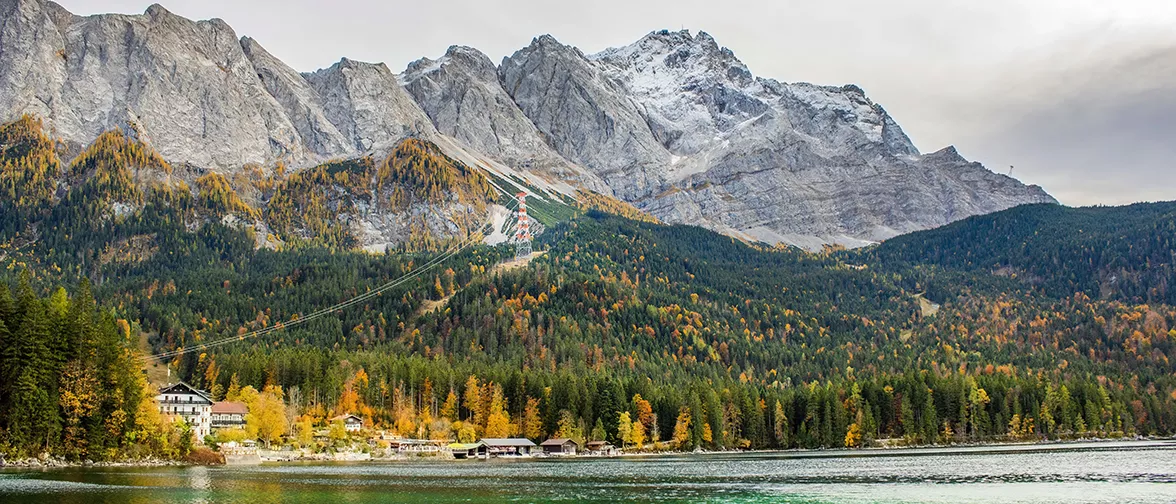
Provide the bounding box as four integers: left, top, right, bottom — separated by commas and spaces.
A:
337, 368, 373, 423
633, 393, 655, 439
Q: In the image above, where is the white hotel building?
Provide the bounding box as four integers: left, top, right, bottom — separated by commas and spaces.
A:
156, 382, 214, 441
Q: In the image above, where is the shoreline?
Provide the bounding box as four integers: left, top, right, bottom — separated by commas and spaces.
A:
0, 457, 191, 469
2, 437, 1171, 469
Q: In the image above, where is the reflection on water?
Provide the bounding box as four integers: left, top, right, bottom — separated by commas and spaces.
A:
2, 440, 1175, 503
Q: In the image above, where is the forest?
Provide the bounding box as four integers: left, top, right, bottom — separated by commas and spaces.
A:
1, 115, 1174, 460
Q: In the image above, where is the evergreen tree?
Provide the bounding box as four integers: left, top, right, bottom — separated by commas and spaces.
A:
921, 392, 939, 444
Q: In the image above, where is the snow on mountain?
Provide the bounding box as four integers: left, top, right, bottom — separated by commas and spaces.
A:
579, 29, 1054, 248
0, 1, 1056, 250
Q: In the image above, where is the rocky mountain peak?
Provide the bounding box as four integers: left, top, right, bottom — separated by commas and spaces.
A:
144, 3, 170, 18
403, 45, 498, 84
589, 29, 765, 157
597, 29, 750, 85
400, 42, 609, 193
303, 57, 436, 152
923, 145, 971, 165
500, 32, 672, 200
0, 2, 1058, 250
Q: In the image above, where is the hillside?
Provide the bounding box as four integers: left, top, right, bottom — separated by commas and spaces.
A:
0, 116, 600, 259
1, 189, 1174, 459
871, 202, 1176, 304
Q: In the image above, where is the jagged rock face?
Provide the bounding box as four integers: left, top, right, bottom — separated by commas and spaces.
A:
401, 45, 609, 193
0, 0, 315, 170
491, 31, 1050, 248
499, 35, 672, 201
580, 30, 1054, 248
303, 58, 437, 153
0, 2, 1058, 249
0, 0, 439, 172
240, 36, 353, 160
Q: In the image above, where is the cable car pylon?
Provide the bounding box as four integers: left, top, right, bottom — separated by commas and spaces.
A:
514, 191, 532, 259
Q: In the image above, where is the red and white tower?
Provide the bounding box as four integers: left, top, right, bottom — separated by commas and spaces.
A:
514, 192, 532, 258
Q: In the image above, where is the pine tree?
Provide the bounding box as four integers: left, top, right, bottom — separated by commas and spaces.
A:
65, 278, 97, 360
0, 317, 10, 426
921, 391, 939, 444
8, 372, 56, 452
590, 418, 608, 443
900, 393, 915, 440
0, 283, 14, 327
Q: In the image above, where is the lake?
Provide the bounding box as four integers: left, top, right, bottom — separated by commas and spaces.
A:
2, 441, 1174, 503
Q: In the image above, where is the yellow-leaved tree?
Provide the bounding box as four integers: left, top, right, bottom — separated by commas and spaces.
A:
484, 384, 512, 438
630, 420, 646, 449
522, 397, 543, 441
245, 385, 287, 448
617, 412, 633, 449
440, 389, 459, 421
672, 407, 692, 449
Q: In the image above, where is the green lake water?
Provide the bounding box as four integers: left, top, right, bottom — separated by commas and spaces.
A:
1, 441, 1174, 503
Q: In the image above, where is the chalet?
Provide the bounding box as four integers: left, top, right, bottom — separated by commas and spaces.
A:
210, 401, 248, 430
331, 413, 364, 432
586, 440, 617, 456
156, 382, 213, 440
540, 438, 579, 455
481, 438, 536, 457
448, 441, 489, 459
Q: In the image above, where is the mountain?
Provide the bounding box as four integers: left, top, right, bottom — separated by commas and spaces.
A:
582, 30, 1055, 248
0, 1, 314, 168
0, 0, 439, 171
498, 35, 674, 201
0, 0, 1054, 250
400, 45, 609, 194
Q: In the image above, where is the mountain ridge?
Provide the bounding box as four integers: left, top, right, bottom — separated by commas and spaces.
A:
0, 0, 1055, 250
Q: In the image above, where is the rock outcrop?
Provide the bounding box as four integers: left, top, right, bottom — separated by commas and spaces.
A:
0, 0, 319, 169
499, 35, 672, 201
401, 45, 608, 193
303, 58, 437, 153
0, 0, 438, 171
240, 36, 353, 160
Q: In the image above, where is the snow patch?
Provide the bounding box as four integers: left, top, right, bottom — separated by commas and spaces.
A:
398, 55, 450, 85
362, 243, 390, 254
739, 226, 879, 252
483, 204, 511, 246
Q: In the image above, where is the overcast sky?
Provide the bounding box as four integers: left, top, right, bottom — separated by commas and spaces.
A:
56, 0, 1176, 206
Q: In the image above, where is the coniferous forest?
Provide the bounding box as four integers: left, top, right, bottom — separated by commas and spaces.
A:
1, 115, 1175, 460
